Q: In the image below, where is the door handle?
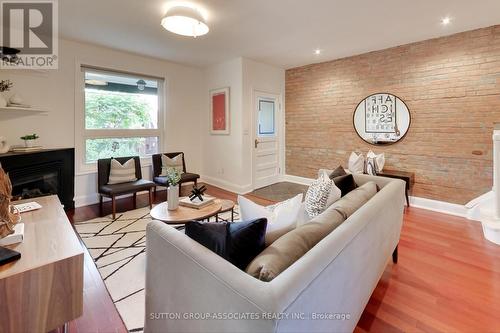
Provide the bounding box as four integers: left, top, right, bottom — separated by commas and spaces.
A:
254, 139, 259, 148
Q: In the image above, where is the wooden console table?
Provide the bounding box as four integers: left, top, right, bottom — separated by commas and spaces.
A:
377, 170, 415, 206
0, 195, 84, 333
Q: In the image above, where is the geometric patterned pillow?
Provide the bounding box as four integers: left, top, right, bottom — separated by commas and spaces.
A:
304, 173, 336, 218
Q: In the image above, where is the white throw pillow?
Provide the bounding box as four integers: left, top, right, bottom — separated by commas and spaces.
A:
160, 154, 183, 176
296, 202, 313, 226
366, 150, 385, 175
238, 194, 303, 246
304, 172, 341, 218
107, 158, 137, 184
348, 152, 365, 174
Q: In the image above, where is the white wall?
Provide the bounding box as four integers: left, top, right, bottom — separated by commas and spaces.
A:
201, 57, 285, 193
201, 58, 245, 192
0, 39, 204, 207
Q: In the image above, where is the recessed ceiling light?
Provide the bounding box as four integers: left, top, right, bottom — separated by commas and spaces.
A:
161, 5, 209, 37
314, 49, 321, 55
441, 17, 451, 25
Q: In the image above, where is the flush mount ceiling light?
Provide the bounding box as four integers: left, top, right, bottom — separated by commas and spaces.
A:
441, 16, 451, 25
314, 49, 321, 55
161, 5, 209, 37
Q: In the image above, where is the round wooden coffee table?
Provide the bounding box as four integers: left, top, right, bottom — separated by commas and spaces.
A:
150, 199, 222, 225
215, 199, 236, 222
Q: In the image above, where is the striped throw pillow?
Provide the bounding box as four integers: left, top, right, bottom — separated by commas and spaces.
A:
107, 158, 138, 184
159, 154, 183, 176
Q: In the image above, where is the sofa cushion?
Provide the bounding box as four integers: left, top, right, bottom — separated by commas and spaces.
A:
245, 208, 345, 281
304, 172, 341, 218
348, 151, 365, 174
185, 218, 267, 270
332, 174, 358, 197
329, 165, 347, 178
107, 158, 137, 184
238, 194, 302, 246
329, 181, 378, 219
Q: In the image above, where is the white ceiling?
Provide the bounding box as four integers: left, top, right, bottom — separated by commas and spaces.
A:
60, 0, 500, 69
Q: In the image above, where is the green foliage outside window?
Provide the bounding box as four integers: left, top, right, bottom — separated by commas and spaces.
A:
84, 89, 158, 162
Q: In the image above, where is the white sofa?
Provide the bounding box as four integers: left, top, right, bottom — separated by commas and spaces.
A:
144, 174, 406, 333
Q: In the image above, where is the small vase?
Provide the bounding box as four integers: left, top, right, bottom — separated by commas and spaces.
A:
167, 185, 179, 210
0, 94, 6, 108
24, 140, 34, 148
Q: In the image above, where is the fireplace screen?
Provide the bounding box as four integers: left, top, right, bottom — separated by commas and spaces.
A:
11, 170, 59, 200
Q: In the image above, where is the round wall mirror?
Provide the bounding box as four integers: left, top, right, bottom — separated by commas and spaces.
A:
353, 93, 411, 145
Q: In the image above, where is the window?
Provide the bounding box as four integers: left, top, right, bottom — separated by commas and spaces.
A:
81, 68, 163, 164
258, 98, 275, 135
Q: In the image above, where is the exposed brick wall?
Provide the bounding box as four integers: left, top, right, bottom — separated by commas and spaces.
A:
285, 25, 500, 204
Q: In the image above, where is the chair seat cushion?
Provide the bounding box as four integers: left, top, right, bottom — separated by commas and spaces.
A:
100, 179, 155, 196
154, 173, 200, 186
181, 172, 200, 182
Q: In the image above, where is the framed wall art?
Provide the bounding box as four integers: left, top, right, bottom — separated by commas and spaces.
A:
209, 87, 230, 135
353, 93, 411, 145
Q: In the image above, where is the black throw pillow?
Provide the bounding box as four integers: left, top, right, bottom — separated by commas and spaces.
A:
185, 218, 267, 270
333, 174, 358, 197
329, 165, 347, 179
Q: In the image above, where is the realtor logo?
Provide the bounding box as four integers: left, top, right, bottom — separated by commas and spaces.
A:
0, 0, 58, 69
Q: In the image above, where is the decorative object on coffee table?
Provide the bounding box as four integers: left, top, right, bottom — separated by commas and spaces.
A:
20, 133, 39, 148
353, 93, 411, 145
377, 169, 414, 206
150, 199, 222, 225
165, 167, 182, 210
190, 184, 207, 201
0, 166, 20, 239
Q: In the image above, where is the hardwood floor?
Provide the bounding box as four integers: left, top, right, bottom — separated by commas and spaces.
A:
65, 184, 500, 333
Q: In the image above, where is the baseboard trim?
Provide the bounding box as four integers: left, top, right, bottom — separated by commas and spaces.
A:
282, 174, 315, 186
283, 174, 470, 219
408, 195, 468, 218
200, 175, 253, 195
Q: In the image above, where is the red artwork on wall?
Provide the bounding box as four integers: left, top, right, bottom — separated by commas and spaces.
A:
212, 93, 226, 130
210, 87, 230, 134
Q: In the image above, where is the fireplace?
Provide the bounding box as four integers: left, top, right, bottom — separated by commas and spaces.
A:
0, 148, 75, 209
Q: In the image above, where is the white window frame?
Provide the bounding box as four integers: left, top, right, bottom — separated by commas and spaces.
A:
75, 63, 166, 175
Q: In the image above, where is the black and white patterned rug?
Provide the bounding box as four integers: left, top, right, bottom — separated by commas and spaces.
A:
74, 204, 239, 333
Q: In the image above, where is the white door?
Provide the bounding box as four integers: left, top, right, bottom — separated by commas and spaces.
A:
253, 92, 280, 189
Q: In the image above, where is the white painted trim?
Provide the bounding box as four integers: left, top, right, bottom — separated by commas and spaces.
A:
283, 174, 472, 219
408, 196, 469, 218
282, 174, 314, 186
200, 175, 252, 195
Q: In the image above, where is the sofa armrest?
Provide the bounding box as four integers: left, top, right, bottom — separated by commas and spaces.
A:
145, 221, 277, 333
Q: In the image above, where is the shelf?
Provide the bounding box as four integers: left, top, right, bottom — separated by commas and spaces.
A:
0, 106, 48, 114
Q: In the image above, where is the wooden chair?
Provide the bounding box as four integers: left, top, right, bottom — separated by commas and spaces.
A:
152, 152, 200, 196
97, 156, 155, 219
